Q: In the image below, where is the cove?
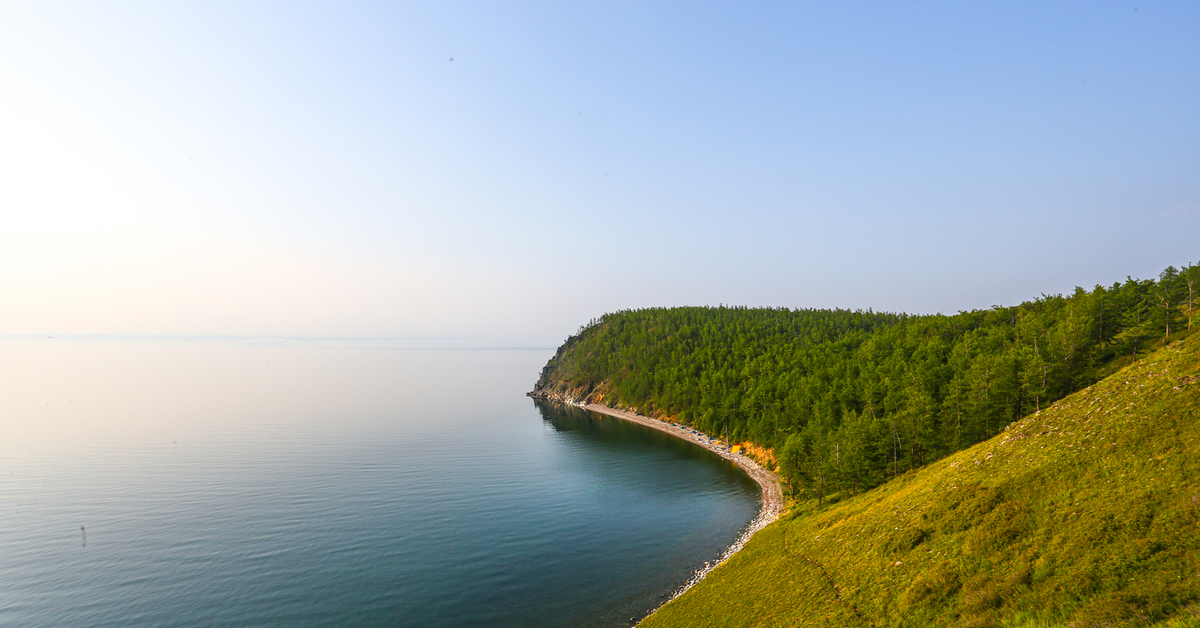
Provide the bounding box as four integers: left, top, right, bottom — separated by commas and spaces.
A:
0, 343, 760, 627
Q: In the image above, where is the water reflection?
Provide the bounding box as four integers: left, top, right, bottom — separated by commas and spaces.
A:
537, 399, 743, 466
534, 399, 757, 500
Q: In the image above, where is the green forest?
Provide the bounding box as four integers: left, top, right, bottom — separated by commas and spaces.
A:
641, 331, 1200, 628
534, 262, 1199, 503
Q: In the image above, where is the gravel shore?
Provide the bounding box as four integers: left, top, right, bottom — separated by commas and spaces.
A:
575, 403, 784, 607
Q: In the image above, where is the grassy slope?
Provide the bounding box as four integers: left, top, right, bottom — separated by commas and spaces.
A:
642, 333, 1200, 628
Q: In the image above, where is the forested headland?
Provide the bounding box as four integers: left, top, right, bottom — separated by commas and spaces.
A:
532, 262, 1199, 502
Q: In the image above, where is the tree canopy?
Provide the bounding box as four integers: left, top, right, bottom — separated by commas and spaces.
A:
535, 262, 1200, 501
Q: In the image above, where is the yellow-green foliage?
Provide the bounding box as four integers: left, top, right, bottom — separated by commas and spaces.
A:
642, 333, 1200, 628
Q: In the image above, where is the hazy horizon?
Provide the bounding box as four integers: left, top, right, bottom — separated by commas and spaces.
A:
3, 2, 1197, 347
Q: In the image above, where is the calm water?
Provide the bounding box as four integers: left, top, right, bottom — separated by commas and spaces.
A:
0, 342, 759, 627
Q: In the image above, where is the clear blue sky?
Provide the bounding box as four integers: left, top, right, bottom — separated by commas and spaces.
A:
2, 1, 1196, 346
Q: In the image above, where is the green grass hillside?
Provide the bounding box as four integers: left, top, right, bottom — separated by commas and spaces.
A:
641, 332, 1200, 628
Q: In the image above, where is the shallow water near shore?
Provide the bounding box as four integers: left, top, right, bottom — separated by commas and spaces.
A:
0, 342, 759, 627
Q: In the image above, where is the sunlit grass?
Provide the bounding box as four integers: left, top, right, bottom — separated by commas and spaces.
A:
642, 333, 1200, 627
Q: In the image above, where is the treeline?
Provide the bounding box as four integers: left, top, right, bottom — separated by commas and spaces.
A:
535, 263, 1199, 502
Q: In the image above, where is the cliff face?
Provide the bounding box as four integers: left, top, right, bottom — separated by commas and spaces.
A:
528, 372, 609, 407
527, 385, 589, 404
529, 332, 603, 404
531, 332, 575, 388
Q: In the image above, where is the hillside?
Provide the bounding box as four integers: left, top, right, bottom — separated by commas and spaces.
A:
533, 264, 1198, 501
639, 332, 1200, 627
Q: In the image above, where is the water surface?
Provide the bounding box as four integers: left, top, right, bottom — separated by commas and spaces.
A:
0, 342, 759, 627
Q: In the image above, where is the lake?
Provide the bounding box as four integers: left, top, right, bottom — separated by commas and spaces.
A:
0, 341, 760, 627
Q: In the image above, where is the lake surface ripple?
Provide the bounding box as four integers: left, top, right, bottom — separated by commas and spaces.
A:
0, 344, 759, 627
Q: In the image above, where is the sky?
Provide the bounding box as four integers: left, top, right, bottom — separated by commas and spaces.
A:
1, 1, 1197, 347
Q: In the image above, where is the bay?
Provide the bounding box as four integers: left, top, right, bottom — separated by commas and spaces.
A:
0, 342, 759, 627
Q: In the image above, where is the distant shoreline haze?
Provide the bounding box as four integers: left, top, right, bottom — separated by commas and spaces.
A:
0, 334, 554, 350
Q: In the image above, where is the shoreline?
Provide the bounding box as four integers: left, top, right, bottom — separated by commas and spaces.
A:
534, 397, 784, 613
